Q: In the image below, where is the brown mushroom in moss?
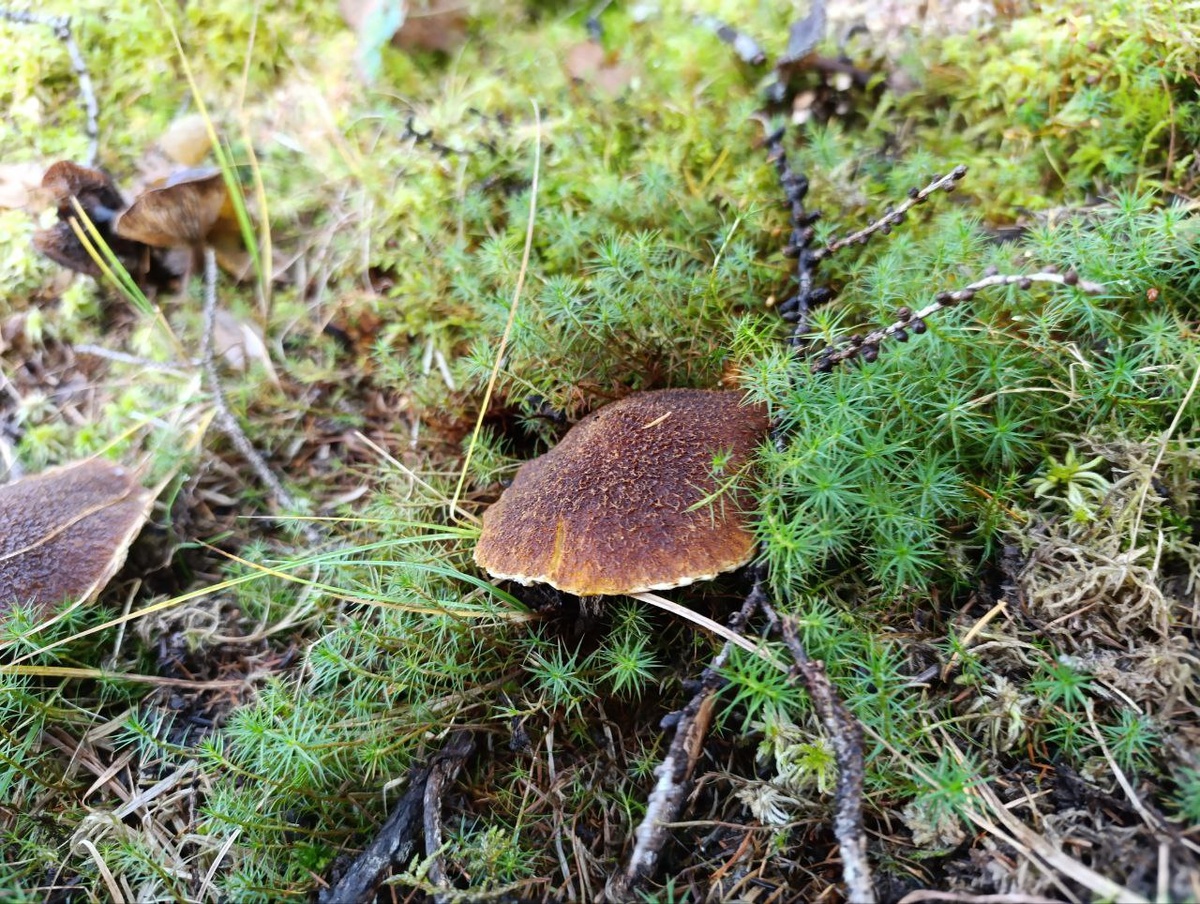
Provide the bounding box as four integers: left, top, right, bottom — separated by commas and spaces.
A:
114, 167, 238, 249
113, 167, 247, 279
0, 458, 154, 619
474, 389, 770, 597
41, 160, 125, 223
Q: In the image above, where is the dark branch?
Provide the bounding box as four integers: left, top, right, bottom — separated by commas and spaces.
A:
761, 123, 831, 350
320, 732, 475, 904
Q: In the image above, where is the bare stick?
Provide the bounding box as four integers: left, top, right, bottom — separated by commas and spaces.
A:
0, 8, 99, 166
812, 269, 1106, 374
424, 731, 475, 901
608, 574, 766, 900
201, 249, 317, 541
763, 599, 876, 904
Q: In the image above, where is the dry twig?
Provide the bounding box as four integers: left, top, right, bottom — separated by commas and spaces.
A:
763, 599, 876, 904
0, 7, 99, 165
424, 732, 475, 901
607, 576, 766, 900
320, 732, 475, 904
201, 249, 319, 543
812, 269, 1105, 373
811, 166, 969, 263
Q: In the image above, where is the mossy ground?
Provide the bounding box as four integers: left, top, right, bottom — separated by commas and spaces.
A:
1, 1, 1199, 900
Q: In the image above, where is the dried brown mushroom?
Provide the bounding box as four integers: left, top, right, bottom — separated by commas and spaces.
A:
474, 389, 770, 597
32, 160, 153, 280
41, 160, 126, 223
33, 220, 109, 279
114, 167, 240, 249
0, 458, 154, 619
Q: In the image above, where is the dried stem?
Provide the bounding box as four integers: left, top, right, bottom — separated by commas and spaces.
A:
608, 575, 766, 900
1, 8, 99, 166
201, 249, 317, 542
812, 269, 1105, 373
762, 598, 876, 904
75, 344, 194, 375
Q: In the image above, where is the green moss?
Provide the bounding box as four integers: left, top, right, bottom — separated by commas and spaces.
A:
2, 0, 1199, 898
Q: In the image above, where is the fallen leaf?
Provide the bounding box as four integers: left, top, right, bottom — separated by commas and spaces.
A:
564, 41, 637, 95
213, 308, 281, 386
340, 0, 469, 80
393, 0, 468, 53
158, 113, 213, 167
0, 162, 45, 210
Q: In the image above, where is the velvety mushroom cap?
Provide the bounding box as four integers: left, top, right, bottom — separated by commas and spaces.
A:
475, 389, 770, 596
41, 160, 125, 221
114, 167, 236, 248
0, 459, 154, 618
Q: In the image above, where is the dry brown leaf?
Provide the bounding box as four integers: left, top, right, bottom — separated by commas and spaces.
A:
339, 0, 469, 71
0, 458, 154, 618
0, 162, 46, 210
158, 113, 213, 167
564, 41, 637, 96
213, 308, 280, 386
393, 0, 468, 53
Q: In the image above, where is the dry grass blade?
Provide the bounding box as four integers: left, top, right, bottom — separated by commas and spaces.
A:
450, 100, 541, 517
632, 591, 786, 668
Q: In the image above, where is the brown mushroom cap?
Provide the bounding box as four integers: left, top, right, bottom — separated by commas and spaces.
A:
41, 160, 126, 222
0, 459, 154, 618
474, 389, 770, 596
114, 167, 237, 248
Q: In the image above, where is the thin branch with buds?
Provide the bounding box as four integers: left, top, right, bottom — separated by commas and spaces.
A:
762, 124, 832, 349
812, 165, 969, 263
812, 269, 1105, 373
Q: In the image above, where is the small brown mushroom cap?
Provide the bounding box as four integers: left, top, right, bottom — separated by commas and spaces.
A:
474, 389, 770, 596
41, 160, 126, 221
114, 167, 238, 248
0, 459, 154, 618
